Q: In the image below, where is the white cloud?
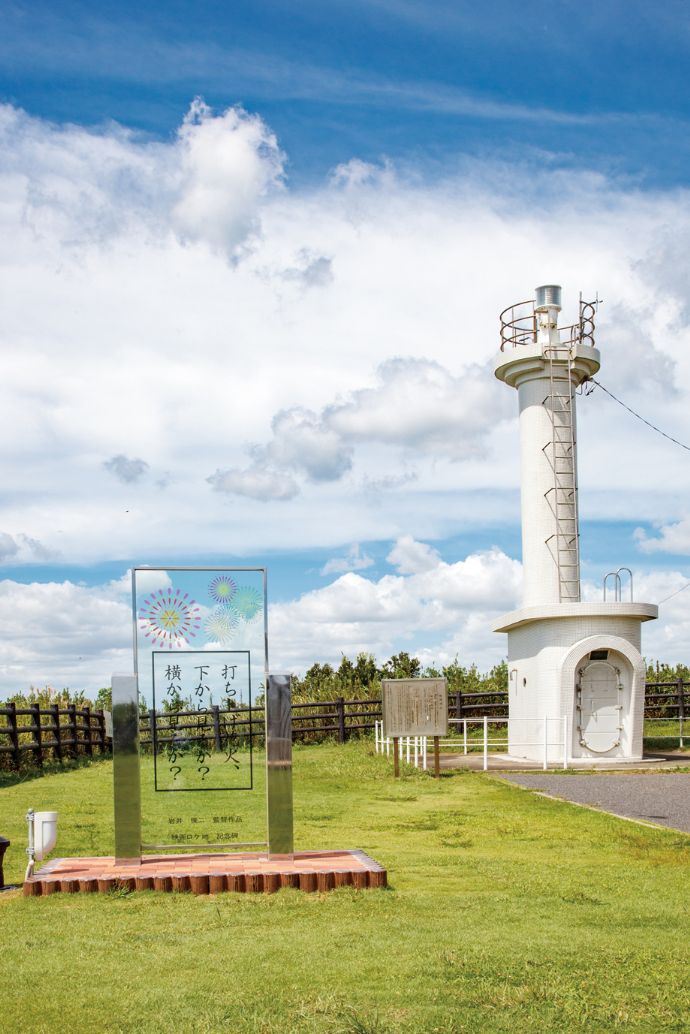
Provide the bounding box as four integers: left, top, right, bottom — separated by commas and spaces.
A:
0, 532, 54, 563
387, 534, 440, 574
270, 540, 522, 672
103, 454, 150, 483
0, 577, 132, 694
635, 518, 690, 555
325, 358, 508, 458
320, 543, 375, 575
207, 466, 299, 501
172, 98, 284, 255
2, 99, 690, 564
3, 544, 690, 697
258, 407, 353, 482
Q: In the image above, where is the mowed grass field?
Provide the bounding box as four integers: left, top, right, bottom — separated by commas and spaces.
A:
2, 743, 690, 1034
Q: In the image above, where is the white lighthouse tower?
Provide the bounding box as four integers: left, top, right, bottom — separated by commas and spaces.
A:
493, 285, 657, 764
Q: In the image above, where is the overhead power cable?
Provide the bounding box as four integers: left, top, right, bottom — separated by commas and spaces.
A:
657, 581, 690, 605
589, 378, 690, 454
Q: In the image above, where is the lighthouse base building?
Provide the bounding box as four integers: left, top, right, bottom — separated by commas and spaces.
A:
494, 603, 657, 764
493, 285, 657, 765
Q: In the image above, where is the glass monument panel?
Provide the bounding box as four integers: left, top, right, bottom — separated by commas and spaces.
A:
132, 567, 267, 852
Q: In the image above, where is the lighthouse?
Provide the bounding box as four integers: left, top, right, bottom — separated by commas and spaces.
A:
493, 285, 657, 764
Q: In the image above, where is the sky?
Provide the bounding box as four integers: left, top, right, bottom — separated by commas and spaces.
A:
3, 0, 690, 696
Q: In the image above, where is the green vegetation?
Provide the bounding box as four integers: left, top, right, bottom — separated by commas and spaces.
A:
292, 652, 509, 703
2, 743, 690, 1032
4, 654, 687, 711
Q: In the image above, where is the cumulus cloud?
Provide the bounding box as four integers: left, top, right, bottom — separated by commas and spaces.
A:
207, 465, 299, 501
326, 358, 508, 457
320, 543, 375, 575
0, 533, 54, 563
270, 539, 523, 671
635, 518, 690, 555
3, 98, 690, 565
210, 357, 509, 501
257, 407, 353, 482
387, 535, 440, 574
0, 577, 132, 694
172, 98, 284, 255
103, 454, 150, 483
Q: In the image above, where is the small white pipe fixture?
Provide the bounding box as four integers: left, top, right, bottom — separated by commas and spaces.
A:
25, 808, 58, 881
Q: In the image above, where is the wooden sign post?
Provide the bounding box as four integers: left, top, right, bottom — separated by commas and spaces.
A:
381, 678, 448, 779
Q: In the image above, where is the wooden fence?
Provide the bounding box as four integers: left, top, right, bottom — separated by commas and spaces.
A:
2, 681, 689, 771
0, 702, 107, 770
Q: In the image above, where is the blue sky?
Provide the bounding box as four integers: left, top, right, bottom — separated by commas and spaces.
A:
2, 0, 690, 694
4, 0, 690, 186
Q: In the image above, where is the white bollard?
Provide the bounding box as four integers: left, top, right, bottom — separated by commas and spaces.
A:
483, 716, 488, 771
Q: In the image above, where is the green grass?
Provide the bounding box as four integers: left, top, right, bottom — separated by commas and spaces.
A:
2, 743, 690, 1033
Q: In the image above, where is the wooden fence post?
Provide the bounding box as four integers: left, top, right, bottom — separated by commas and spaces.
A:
67, 704, 78, 758
95, 709, 106, 753
455, 689, 462, 720
147, 708, 156, 755
7, 701, 20, 770
51, 703, 62, 762
30, 701, 43, 768
336, 697, 347, 743
83, 705, 93, 756
678, 679, 685, 722
212, 705, 222, 751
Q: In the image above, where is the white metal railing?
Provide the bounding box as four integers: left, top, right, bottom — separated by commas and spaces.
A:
437, 716, 570, 771
643, 716, 685, 749
376, 716, 569, 771
374, 721, 427, 770
376, 714, 688, 773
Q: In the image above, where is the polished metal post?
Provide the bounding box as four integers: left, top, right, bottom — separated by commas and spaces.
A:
266, 674, 294, 857
112, 675, 141, 863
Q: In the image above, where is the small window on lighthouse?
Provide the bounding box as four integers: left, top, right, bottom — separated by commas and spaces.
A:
590, 649, 609, 661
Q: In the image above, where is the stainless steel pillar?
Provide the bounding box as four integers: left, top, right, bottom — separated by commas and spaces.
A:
112, 675, 141, 863
266, 674, 294, 857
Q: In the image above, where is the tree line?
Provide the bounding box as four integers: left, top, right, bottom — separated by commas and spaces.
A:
3, 656, 689, 711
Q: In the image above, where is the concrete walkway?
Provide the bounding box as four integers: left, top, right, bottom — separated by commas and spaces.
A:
437, 750, 690, 772
498, 772, 690, 834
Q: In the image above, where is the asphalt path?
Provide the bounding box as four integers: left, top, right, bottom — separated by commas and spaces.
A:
499, 774, 690, 834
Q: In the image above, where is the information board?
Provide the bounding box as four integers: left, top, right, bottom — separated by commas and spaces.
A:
381, 677, 448, 738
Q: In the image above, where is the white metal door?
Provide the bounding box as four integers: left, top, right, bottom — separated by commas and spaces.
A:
577, 660, 621, 753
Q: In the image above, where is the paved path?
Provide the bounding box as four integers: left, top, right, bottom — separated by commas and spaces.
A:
499, 773, 690, 834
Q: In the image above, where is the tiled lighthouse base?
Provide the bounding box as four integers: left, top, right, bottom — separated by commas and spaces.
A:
23, 849, 387, 896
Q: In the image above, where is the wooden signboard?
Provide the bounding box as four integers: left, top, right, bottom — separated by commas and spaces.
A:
381, 678, 448, 779
381, 678, 448, 738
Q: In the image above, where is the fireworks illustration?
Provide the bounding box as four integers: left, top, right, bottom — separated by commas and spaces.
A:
231, 585, 263, 621
208, 575, 237, 605
138, 588, 201, 649
204, 606, 240, 644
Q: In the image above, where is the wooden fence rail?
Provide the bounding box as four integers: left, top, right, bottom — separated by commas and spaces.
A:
1, 681, 689, 771
0, 704, 107, 770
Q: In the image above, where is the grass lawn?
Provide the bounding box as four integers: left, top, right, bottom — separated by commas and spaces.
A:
2, 742, 690, 1033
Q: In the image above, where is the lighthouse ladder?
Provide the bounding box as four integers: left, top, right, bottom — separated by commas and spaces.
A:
542, 344, 581, 602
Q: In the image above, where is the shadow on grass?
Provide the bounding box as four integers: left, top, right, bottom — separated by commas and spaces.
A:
0, 753, 112, 790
